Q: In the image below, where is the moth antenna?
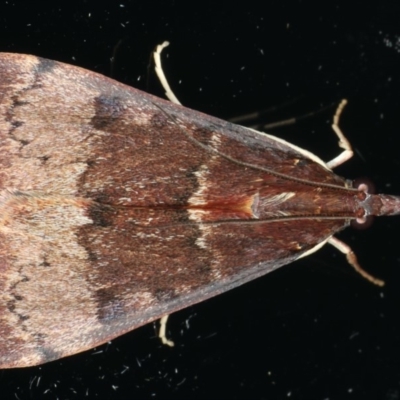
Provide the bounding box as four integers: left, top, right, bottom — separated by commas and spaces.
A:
229, 97, 301, 125
230, 101, 333, 131
110, 38, 124, 78
154, 41, 182, 105
327, 236, 384, 286
326, 99, 354, 169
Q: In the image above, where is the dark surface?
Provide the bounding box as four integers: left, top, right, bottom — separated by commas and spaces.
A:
0, 1, 399, 399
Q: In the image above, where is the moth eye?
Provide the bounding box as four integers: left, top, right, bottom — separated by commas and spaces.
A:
353, 177, 376, 194
351, 214, 375, 230
351, 178, 377, 229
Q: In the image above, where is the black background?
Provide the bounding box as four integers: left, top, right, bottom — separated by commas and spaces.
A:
1, 1, 400, 399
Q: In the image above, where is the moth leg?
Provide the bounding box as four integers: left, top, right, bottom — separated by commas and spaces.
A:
154, 41, 182, 105
326, 99, 354, 169
327, 236, 384, 286
158, 315, 175, 347
153, 42, 181, 346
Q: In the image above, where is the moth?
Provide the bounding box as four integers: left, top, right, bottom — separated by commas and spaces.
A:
0, 43, 399, 368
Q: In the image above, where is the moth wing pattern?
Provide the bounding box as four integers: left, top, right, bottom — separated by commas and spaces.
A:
0, 53, 350, 367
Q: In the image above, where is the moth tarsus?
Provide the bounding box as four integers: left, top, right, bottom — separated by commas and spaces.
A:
158, 315, 175, 347
327, 236, 384, 287
154, 41, 181, 105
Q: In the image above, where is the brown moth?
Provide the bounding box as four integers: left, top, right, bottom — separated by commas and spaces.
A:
0, 44, 399, 368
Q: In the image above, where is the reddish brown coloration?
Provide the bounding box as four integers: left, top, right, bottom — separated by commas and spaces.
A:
0, 53, 399, 368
